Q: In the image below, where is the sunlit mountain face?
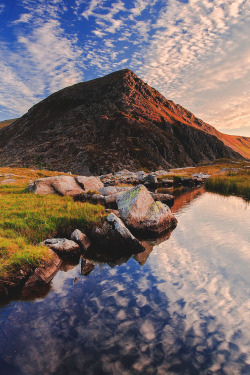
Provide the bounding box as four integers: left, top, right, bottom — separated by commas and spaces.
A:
0, 0, 250, 136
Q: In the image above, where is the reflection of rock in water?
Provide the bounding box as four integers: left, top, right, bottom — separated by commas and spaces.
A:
171, 186, 205, 213
134, 228, 174, 266
81, 258, 95, 276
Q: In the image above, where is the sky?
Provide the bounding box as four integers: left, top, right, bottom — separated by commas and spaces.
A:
0, 0, 250, 136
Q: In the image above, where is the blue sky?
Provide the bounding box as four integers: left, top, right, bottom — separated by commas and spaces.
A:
0, 0, 250, 136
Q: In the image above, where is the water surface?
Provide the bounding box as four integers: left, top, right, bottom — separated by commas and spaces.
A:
0, 189, 249, 375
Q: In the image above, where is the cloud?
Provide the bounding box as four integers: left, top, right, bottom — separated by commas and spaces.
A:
137, 0, 250, 132
0, 0, 84, 117
0, 3, 5, 13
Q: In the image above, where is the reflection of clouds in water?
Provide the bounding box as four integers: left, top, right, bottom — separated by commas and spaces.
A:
149, 193, 250, 373
0, 193, 249, 374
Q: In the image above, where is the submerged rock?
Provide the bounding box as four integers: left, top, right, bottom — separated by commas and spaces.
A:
91, 213, 144, 254
116, 185, 177, 235
43, 238, 81, 256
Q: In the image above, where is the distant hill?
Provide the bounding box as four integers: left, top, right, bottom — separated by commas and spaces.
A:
0, 69, 249, 174
0, 118, 18, 130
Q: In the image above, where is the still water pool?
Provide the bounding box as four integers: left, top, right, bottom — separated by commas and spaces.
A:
0, 188, 250, 375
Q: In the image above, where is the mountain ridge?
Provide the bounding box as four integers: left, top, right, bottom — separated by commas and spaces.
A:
0, 69, 249, 174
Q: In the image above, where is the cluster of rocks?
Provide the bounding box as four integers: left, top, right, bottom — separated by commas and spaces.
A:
25, 184, 177, 287
27, 171, 176, 208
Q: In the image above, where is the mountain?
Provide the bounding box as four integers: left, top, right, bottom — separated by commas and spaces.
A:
0, 69, 249, 174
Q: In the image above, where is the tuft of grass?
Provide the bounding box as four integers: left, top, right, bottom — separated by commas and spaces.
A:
205, 170, 250, 201
0, 175, 106, 283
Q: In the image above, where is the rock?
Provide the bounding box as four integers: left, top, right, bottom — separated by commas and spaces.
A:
143, 174, 158, 185
150, 192, 174, 206
153, 170, 169, 176
116, 184, 154, 222
91, 213, 144, 254
0, 178, 16, 185
71, 229, 90, 251
76, 176, 104, 191
104, 193, 121, 206
28, 175, 84, 196
99, 186, 118, 196
116, 186, 132, 193
43, 238, 81, 256
116, 184, 177, 235
135, 171, 146, 181
24, 249, 62, 285
192, 173, 211, 179
51, 176, 84, 196
28, 177, 57, 194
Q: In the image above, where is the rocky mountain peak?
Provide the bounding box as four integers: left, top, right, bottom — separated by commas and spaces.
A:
0, 69, 249, 174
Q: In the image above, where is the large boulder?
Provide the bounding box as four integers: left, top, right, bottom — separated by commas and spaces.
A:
28, 175, 84, 196
43, 238, 81, 257
116, 185, 177, 235
90, 213, 144, 254
28, 177, 57, 195
76, 176, 104, 191
50, 176, 84, 196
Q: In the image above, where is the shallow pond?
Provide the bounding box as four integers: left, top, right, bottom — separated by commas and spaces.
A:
0, 188, 250, 375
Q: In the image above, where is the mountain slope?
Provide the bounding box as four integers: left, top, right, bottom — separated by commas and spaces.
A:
0, 69, 248, 174
0, 118, 18, 130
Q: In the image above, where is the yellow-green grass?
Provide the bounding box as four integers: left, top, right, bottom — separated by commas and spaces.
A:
205, 170, 250, 201
0, 175, 106, 283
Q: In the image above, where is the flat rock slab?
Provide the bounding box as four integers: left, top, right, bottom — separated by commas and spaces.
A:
44, 238, 81, 257
116, 185, 177, 236
24, 249, 62, 285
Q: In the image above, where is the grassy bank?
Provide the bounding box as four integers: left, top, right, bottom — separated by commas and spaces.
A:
0, 168, 106, 284
205, 170, 250, 201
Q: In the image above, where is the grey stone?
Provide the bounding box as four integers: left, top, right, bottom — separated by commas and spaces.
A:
43, 238, 81, 256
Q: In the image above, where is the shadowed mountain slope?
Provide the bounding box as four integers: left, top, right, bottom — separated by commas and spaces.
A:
0, 69, 248, 174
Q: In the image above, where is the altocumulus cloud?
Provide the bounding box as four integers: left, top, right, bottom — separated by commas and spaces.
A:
0, 0, 249, 134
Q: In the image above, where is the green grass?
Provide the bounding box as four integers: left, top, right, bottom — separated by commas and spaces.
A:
205, 170, 250, 201
0, 178, 106, 283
